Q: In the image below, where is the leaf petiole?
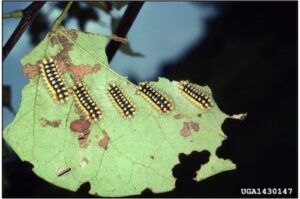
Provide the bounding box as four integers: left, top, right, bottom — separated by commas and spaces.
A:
50, 1, 73, 32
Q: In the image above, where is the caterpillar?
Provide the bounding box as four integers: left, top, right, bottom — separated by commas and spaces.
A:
72, 82, 102, 122
40, 58, 69, 103
137, 82, 173, 113
178, 80, 213, 109
107, 83, 136, 118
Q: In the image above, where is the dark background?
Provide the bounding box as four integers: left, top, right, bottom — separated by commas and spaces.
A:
3, 2, 298, 198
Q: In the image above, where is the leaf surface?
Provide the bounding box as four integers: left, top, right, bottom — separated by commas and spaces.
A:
3, 27, 244, 197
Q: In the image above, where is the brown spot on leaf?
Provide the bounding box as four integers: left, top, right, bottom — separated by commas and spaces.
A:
50, 35, 58, 47
70, 119, 91, 133
66, 29, 78, 39
189, 122, 199, 132
25, 33, 74, 80
174, 114, 184, 119
52, 54, 71, 73
23, 64, 40, 79
24, 54, 69, 80
180, 121, 200, 137
180, 122, 191, 137
69, 63, 101, 81
99, 130, 110, 150
40, 118, 61, 128
58, 35, 73, 51
55, 35, 74, 63
78, 130, 90, 148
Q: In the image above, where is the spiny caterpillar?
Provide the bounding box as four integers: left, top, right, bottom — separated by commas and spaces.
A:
72, 82, 102, 122
179, 80, 213, 109
107, 83, 136, 118
137, 82, 173, 113
40, 58, 69, 103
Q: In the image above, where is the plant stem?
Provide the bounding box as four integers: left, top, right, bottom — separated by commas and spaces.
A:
3, 9, 23, 19
51, 1, 73, 32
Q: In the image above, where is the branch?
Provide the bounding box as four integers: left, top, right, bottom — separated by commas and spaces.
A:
106, 2, 144, 63
3, 2, 46, 61
3, 9, 23, 19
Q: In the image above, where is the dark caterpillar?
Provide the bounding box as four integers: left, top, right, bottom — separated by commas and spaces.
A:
137, 82, 173, 113
72, 82, 102, 122
40, 58, 69, 103
108, 83, 136, 118
178, 80, 213, 109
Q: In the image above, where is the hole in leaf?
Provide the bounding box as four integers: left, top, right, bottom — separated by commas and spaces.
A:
172, 150, 210, 194
75, 182, 95, 197
141, 188, 154, 197
217, 118, 245, 163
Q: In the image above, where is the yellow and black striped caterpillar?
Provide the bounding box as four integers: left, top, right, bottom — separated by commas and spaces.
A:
72, 82, 102, 122
107, 83, 136, 118
178, 80, 213, 109
137, 82, 173, 113
40, 58, 69, 103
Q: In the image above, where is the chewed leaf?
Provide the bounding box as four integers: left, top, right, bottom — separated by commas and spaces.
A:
3, 26, 245, 197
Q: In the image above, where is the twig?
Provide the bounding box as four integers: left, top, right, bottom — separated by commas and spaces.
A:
110, 34, 127, 44
50, 1, 73, 32
3, 9, 23, 19
3, 2, 46, 61
106, 2, 144, 63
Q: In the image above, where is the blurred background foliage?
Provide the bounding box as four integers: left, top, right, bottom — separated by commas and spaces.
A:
3, 1, 297, 197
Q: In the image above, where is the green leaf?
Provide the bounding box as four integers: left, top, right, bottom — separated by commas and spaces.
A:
3, 27, 245, 197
